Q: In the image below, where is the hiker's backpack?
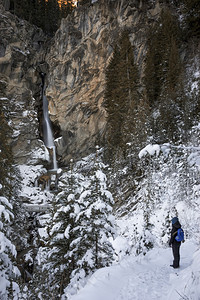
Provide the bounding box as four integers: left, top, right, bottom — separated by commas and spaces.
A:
175, 228, 184, 242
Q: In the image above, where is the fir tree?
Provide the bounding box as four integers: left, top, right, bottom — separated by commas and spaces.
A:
48, 193, 80, 296
0, 100, 28, 296
0, 100, 14, 198
104, 44, 123, 154
144, 8, 182, 106
44, 0, 60, 34
78, 0, 91, 5
118, 30, 140, 145
75, 149, 116, 272
60, 0, 73, 18
45, 163, 84, 297
65, 150, 116, 297
34, 0, 47, 32
182, 0, 200, 39
10, 0, 74, 35
144, 8, 185, 144
0, 187, 20, 299
104, 30, 141, 160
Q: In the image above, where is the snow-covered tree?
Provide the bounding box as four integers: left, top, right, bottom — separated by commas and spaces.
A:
71, 150, 116, 276
0, 186, 20, 299
47, 150, 117, 298
39, 163, 85, 298
48, 193, 82, 296
133, 137, 200, 252
64, 172, 116, 297
0, 98, 26, 298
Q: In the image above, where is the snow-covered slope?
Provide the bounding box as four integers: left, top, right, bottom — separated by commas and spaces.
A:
17, 148, 200, 300
70, 241, 200, 300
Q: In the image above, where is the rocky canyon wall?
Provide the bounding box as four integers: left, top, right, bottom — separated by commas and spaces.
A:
0, 3, 48, 165
0, 0, 161, 166
46, 0, 161, 163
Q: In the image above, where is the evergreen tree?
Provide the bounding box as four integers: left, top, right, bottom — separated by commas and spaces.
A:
78, 0, 91, 5
104, 30, 141, 160
10, 0, 74, 35
44, 0, 60, 34
60, 0, 73, 18
182, 0, 200, 39
104, 44, 123, 154
144, 8, 181, 106
74, 149, 116, 273
144, 8, 185, 144
48, 194, 80, 296
0, 100, 27, 296
0, 187, 20, 299
118, 30, 140, 145
34, 0, 47, 32
0, 100, 14, 198
44, 153, 116, 298
61, 151, 115, 298
45, 164, 84, 297
144, 27, 161, 106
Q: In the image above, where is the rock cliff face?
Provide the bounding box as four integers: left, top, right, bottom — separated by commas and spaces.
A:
0, 0, 161, 165
46, 0, 160, 163
0, 3, 47, 164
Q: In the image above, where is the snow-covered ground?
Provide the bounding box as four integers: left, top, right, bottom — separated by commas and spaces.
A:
17, 151, 200, 300
70, 241, 200, 300
18, 164, 54, 206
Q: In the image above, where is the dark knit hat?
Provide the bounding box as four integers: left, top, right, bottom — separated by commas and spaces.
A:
172, 217, 178, 224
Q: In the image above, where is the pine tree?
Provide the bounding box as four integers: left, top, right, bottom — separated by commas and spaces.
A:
0, 100, 14, 198
144, 26, 162, 106
144, 8, 185, 144
78, 0, 91, 5
75, 149, 116, 272
104, 30, 141, 160
10, 0, 75, 35
0, 187, 20, 299
182, 0, 200, 39
65, 150, 116, 297
45, 164, 84, 297
60, 0, 73, 18
34, 0, 47, 31
0, 100, 27, 297
144, 8, 181, 105
104, 44, 123, 154
45, 0, 61, 34
118, 30, 140, 145
48, 193, 80, 295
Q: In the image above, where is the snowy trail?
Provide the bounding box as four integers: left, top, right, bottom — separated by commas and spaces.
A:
70, 241, 198, 300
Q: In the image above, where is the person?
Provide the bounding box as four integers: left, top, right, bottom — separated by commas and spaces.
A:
169, 217, 182, 268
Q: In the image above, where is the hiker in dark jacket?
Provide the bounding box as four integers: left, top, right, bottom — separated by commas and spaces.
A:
169, 217, 182, 268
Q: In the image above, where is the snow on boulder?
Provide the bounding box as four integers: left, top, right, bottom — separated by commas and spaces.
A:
139, 144, 160, 159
